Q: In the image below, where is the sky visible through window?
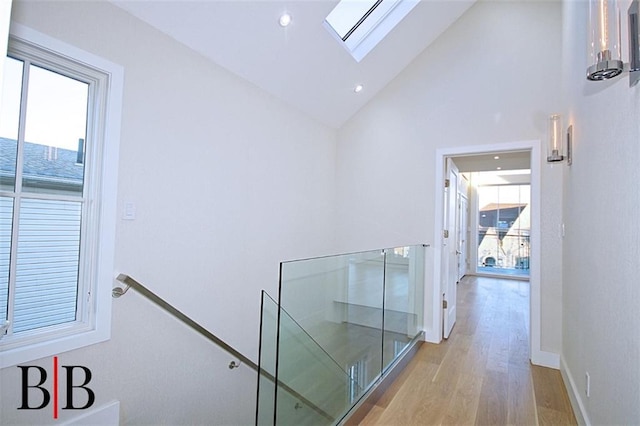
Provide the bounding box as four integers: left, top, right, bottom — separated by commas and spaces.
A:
0, 57, 88, 151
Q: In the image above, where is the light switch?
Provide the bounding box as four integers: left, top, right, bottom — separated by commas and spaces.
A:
123, 202, 136, 220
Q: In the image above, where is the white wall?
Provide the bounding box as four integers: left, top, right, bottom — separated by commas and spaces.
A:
335, 0, 564, 354
0, 0, 11, 105
1, 1, 337, 424
561, 1, 640, 424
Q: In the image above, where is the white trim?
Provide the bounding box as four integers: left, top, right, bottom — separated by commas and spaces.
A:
323, 0, 420, 63
424, 324, 440, 344
9, 24, 124, 85
348, 0, 419, 62
0, 0, 12, 107
430, 140, 549, 366
561, 355, 591, 426
427, 148, 444, 344
0, 24, 123, 368
531, 350, 560, 369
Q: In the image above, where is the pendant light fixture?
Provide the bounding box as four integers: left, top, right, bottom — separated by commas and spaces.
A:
586, 0, 640, 87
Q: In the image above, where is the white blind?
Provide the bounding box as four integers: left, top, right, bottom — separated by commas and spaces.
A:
0, 197, 12, 322
13, 198, 81, 333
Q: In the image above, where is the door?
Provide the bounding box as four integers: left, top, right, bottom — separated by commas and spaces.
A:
457, 194, 468, 280
442, 158, 459, 339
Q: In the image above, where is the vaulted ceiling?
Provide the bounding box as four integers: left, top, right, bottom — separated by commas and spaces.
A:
110, 0, 476, 129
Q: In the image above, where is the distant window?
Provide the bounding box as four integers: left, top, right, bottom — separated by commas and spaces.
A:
393, 339, 405, 357
476, 180, 530, 274
0, 26, 122, 367
347, 358, 366, 403
324, 0, 419, 62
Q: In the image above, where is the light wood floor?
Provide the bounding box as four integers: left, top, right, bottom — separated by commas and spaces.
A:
359, 276, 576, 426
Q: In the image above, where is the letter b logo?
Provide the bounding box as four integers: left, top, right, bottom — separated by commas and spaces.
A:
63, 366, 95, 410
17, 366, 50, 410
17, 357, 95, 418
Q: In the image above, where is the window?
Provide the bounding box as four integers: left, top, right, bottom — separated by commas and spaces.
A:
475, 171, 531, 277
0, 25, 123, 368
347, 358, 366, 403
324, 0, 419, 62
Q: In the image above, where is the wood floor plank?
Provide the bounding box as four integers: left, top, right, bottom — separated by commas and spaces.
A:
373, 358, 435, 410
486, 330, 510, 374
358, 405, 385, 426
371, 362, 443, 426
418, 341, 450, 365
441, 372, 484, 425
462, 335, 490, 377
475, 369, 509, 425
531, 365, 575, 417
359, 276, 577, 426
537, 406, 575, 426
508, 328, 530, 367
507, 365, 537, 426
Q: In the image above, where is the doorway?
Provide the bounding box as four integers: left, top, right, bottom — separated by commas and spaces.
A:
432, 140, 544, 366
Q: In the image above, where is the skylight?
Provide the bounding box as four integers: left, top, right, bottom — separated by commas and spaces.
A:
325, 0, 419, 62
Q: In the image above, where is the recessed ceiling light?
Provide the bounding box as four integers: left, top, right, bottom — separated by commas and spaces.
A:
279, 13, 292, 27
494, 155, 500, 160
354, 84, 363, 93
496, 166, 502, 170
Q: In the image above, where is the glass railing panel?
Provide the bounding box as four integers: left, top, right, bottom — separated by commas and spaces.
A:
382, 245, 425, 371
272, 244, 428, 424
276, 304, 361, 425
279, 250, 385, 395
256, 291, 278, 426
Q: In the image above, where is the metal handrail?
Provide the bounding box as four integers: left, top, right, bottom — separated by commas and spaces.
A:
113, 274, 258, 371
113, 274, 334, 422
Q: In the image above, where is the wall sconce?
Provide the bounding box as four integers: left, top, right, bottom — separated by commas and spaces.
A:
587, 0, 640, 87
547, 114, 564, 162
546, 115, 573, 165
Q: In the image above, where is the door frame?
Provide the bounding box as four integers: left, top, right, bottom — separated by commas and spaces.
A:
457, 191, 469, 280
442, 158, 459, 339
430, 139, 546, 366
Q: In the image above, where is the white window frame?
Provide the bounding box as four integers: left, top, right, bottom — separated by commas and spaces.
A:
324, 0, 420, 62
0, 24, 123, 368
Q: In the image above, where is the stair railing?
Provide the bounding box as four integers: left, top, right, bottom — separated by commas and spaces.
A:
113, 274, 256, 370
112, 274, 333, 422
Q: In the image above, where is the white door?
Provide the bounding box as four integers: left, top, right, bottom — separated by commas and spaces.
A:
443, 158, 459, 339
458, 195, 468, 280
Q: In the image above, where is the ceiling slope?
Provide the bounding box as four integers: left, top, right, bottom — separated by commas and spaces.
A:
111, 0, 476, 128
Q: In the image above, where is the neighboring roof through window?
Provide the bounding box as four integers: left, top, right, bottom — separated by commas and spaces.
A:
324, 0, 419, 62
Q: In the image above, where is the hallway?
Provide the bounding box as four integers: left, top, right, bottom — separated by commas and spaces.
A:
360, 276, 576, 425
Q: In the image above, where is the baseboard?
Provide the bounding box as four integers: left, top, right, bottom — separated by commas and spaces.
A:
531, 349, 560, 369
424, 327, 440, 343
560, 356, 591, 426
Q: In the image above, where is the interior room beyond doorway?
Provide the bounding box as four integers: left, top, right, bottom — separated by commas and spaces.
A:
450, 151, 531, 281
